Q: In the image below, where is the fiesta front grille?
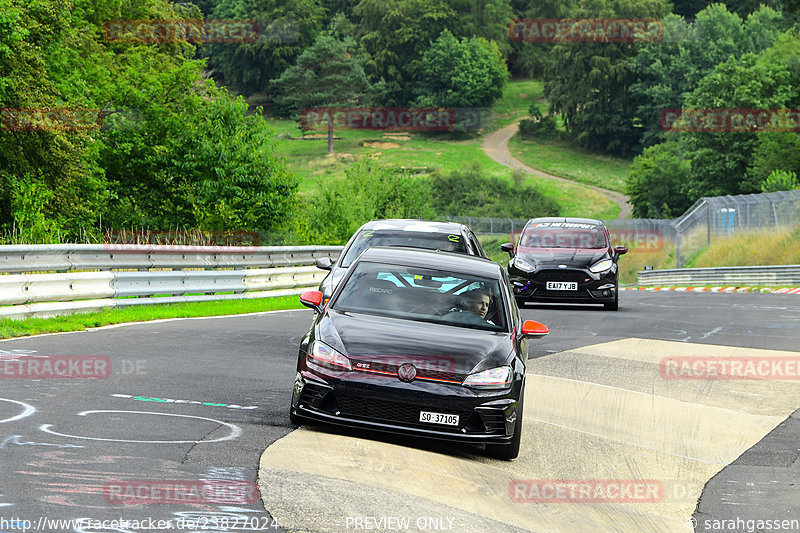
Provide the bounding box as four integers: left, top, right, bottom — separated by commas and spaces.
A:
536, 269, 586, 282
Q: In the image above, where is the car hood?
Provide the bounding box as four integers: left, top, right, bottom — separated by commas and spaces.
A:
516, 247, 608, 268
318, 310, 513, 376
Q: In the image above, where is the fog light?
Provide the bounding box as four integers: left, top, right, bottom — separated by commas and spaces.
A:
603, 290, 611, 297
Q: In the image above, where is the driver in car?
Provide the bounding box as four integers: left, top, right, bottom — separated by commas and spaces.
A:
446, 288, 495, 326
460, 288, 490, 319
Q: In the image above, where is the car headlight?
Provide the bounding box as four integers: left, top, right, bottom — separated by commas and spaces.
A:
589, 258, 613, 273
307, 341, 351, 371
462, 366, 512, 389
513, 257, 535, 272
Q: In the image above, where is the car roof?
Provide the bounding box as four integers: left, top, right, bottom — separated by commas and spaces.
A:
359, 219, 469, 234
355, 246, 501, 277
524, 217, 605, 226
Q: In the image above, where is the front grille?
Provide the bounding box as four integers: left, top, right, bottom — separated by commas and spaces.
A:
351, 360, 463, 383
536, 269, 586, 282
299, 383, 330, 409
538, 291, 590, 299
479, 411, 507, 434
336, 395, 470, 430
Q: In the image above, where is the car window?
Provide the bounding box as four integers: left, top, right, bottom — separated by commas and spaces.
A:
339, 230, 469, 267
468, 232, 486, 257
332, 262, 508, 332
519, 222, 608, 249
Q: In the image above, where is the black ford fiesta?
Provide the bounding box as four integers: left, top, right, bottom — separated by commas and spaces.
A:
502, 217, 628, 311
290, 247, 548, 460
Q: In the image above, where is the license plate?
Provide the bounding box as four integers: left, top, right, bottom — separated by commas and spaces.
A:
547, 281, 577, 291
419, 411, 459, 426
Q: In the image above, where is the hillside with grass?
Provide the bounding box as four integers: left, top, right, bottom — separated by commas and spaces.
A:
265, 79, 628, 227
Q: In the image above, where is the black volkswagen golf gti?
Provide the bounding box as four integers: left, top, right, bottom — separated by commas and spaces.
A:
290, 247, 548, 460
502, 217, 628, 310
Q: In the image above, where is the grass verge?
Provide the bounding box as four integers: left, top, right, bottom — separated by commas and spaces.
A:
0, 296, 305, 340
491, 79, 545, 130
508, 136, 631, 194
689, 227, 800, 268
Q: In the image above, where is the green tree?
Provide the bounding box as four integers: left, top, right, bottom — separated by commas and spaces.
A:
629, 5, 784, 148
450, 0, 515, 55
1, 0, 298, 240
271, 32, 377, 154
0, 0, 109, 240
749, 132, 800, 185
681, 30, 800, 199
544, 0, 671, 156
414, 30, 508, 108
353, 0, 455, 105
428, 164, 560, 218
761, 169, 799, 192
204, 0, 324, 97
301, 159, 432, 244
508, 0, 579, 77
626, 141, 693, 218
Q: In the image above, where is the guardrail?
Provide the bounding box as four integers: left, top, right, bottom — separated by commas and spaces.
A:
0, 244, 343, 320
637, 265, 800, 286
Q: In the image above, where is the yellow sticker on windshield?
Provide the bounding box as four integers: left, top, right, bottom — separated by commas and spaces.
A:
448, 234, 460, 242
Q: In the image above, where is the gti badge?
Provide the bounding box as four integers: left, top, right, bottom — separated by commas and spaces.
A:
397, 363, 417, 382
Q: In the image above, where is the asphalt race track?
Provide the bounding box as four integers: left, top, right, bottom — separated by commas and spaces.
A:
0, 291, 798, 533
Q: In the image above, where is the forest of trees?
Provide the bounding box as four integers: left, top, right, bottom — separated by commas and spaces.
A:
1, 0, 798, 242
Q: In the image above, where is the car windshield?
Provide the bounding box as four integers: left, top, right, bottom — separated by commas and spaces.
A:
340, 230, 468, 267
332, 261, 508, 332
519, 223, 608, 249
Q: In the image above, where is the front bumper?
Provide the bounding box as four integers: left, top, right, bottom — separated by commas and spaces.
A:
509, 267, 617, 304
291, 370, 521, 443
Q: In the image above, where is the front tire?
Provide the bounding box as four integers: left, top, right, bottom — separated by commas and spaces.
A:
604, 286, 619, 311
485, 388, 524, 460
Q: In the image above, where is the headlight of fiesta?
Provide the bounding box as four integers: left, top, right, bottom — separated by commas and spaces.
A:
306, 341, 351, 371
513, 257, 535, 272
462, 366, 512, 389
589, 258, 613, 273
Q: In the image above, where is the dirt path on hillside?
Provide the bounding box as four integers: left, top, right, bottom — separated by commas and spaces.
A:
482, 121, 632, 219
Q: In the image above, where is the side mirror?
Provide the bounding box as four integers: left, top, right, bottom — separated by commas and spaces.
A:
520, 320, 549, 339
315, 257, 333, 270
501, 243, 515, 258
299, 290, 324, 312
614, 246, 628, 256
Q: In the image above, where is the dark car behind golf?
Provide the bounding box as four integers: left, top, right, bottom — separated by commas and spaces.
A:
503, 217, 628, 310
291, 247, 548, 459
314, 219, 487, 301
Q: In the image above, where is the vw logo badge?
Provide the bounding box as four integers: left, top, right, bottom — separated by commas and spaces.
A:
397, 363, 417, 382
